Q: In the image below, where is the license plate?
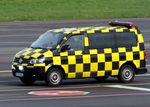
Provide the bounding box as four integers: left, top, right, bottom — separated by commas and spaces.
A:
16, 72, 24, 77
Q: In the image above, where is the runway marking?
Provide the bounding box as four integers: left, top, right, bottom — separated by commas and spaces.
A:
106, 85, 150, 92
28, 90, 89, 96
0, 92, 150, 102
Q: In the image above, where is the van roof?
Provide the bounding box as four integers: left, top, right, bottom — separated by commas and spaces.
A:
48, 26, 130, 35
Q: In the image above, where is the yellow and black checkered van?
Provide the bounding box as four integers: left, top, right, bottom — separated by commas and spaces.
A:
12, 21, 147, 86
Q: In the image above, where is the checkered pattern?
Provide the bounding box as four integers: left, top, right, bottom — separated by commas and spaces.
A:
13, 26, 146, 79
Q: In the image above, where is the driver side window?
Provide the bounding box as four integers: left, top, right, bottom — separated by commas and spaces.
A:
64, 35, 84, 51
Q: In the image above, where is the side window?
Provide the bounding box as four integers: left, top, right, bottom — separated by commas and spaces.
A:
116, 32, 137, 47
64, 35, 84, 50
88, 33, 115, 49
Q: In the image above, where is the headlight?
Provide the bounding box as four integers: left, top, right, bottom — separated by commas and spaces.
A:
30, 57, 45, 64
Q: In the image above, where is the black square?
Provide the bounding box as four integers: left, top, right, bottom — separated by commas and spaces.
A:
105, 71, 111, 76
68, 51, 75, 55
105, 54, 112, 61
84, 64, 90, 71
76, 73, 83, 78
139, 43, 145, 51
76, 55, 83, 63
69, 65, 76, 72
61, 56, 68, 64
98, 49, 104, 53
126, 48, 132, 52
91, 72, 97, 77
91, 54, 97, 62
119, 53, 126, 61
133, 52, 140, 60
112, 48, 118, 52
140, 60, 146, 67
112, 62, 119, 70
98, 63, 105, 70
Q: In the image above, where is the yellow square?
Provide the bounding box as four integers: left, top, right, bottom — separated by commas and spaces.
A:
53, 56, 61, 65
90, 63, 98, 71
115, 28, 123, 32
112, 53, 119, 61
105, 62, 112, 70
87, 30, 95, 33
132, 46, 139, 52
68, 73, 76, 78
118, 48, 126, 52
133, 60, 140, 68
111, 70, 119, 76
126, 52, 133, 60
119, 61, 125, 67
140, 51, 144, 60
62, 65, 69, 73
75, 51, 82, 55
31, 53, 41, 58
60, 52, 68, 56
97, 54, 105, 62
23, 51, 31, 56
83, 72, 91, 77
68, 56, 76, 64
97, 71, 105, 76
101, 29, 109, 33
76, 64, 83, 72
43, 51, 53, 57
104, 48, 112, 53
83, 55, 91, 63
90, 49, 98, 54
34, 49, 42, 52
138, 34, 144, 43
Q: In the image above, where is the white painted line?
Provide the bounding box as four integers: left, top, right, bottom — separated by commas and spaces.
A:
136, 74, 150, 77
0, 70, 11, 73
106, 85, 150, 92
146, 64, 150, 67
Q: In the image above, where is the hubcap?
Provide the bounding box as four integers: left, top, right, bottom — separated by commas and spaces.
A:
122, 68, 133, 81
50, 71, 61, 85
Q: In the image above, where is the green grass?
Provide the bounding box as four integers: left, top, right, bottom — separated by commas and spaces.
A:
0, 0, 150, 22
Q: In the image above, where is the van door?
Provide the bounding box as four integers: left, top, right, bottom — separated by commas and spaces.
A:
60, 34, 85, 79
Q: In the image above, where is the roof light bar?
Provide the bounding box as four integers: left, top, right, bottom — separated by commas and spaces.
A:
109, 21, 138, 29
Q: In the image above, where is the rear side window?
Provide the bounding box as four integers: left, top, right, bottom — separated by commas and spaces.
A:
116, 32, 137, 47
88, 33, 115, 49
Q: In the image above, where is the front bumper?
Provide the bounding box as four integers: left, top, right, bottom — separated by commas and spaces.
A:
12, 65, 46, 80
136, 67, 147, 74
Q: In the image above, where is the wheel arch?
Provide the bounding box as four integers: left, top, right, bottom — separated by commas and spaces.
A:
119, 61, 137, 74
47, 65, 66, 79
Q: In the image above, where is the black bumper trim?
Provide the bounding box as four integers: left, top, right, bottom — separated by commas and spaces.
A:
136, 67, 147, 74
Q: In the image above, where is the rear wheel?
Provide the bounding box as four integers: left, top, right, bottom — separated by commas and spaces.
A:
45, 68, 63, 86
20, 77, 36, 85
118, 65, 135, 83
95, 76, 109, 82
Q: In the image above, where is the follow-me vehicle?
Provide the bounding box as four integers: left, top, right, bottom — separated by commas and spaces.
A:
12, 21, 147, 86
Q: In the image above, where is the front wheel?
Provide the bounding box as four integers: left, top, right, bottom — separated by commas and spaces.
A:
118, 65, 135, 83
45, 68, 63, 86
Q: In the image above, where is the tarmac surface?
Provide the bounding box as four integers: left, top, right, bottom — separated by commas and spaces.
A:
0, 18, 150, 107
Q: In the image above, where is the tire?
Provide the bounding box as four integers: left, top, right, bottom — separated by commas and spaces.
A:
45, 68, 63, 86
20, 77, 36, 85
95, 76, 109, 82
118, 65, 135, 83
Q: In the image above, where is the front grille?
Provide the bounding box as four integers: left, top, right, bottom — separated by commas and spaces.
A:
14, 58, 30, 64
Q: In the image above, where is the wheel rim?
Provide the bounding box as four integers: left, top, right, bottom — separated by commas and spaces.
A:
50, 71, 61, 85
122, 67, 133, 81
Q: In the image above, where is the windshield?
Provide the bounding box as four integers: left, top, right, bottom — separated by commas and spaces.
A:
31, 31, 63, 49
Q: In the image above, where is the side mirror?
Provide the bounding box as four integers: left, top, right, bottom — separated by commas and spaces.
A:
61, 44, 71, 52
